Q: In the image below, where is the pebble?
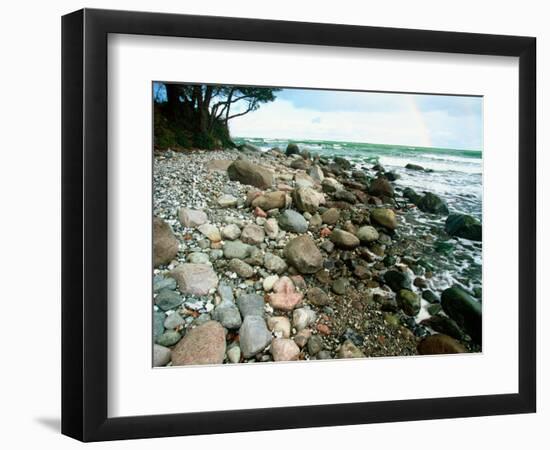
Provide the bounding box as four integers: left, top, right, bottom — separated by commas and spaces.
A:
187, 252, 210, 264
227, 344, 241, 363
292, 307, 316, 331
236, 293, 265, 318
263, 252, 288, 274
164, 312, 184, 329
221, 224, 241, 240
239, 316, 272, 358
223, 240, 252, 259
155, 289, 183, 311
155, 330, 182, 347
267, 316, 291, 338
218, 194, 238, 208
229, 258, 255, 278
271, 338, 301, 361
153, 344, 172, 367
263, 275, 279, 292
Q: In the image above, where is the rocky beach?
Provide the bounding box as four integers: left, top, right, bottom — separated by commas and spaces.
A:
152, 142, 483, 367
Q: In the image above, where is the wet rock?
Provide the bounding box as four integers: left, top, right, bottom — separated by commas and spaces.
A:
292, 187, 324, 213
422, 290, 439, 303
223, 240, 252, 259
417, 192, 449, 215
264, 252, 288, 274
239, 316, 272, 358
221, 224, 241, 241
271, 338, 301, 361
267, 316, 291, 338
153, 217, 179, 267
330, 229, 360, 249
371, 208, 398, 230
441, 285, 482, 344
178, 208, 207, 228
338, 340, 365, 358
427, 304, 442, 315
286, 143, 300, 156
307, 287, 330, 306
397, 289, 421, 316
334, 156, 352, 169
284, 235, 324, 274
212, 301, 242, 330
171, 263, 219, 296
405, 163, 425, 171
236, 293, 265, 318
153, 344, 171, 367
384, 270, 412, 292
445, 213, 482, 241
413, 277, 428, 289
172, 321, 226, 365
403, 187, 422, 204
268, 276, 303, 311
278, 209, 308, 233
369, 177, 394, 198
227, 160, 273, 189
228, 258, 254, 278
421, 316, 463, 340
417, 334, 467, 355
334, 189, 357, 204
357, 225, 379, 243
251, 191, 286, 210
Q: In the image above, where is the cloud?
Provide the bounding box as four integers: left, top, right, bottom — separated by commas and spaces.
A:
230, 91, 482, 150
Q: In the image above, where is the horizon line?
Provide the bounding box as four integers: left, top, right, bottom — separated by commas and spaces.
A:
234, 135, 483, 153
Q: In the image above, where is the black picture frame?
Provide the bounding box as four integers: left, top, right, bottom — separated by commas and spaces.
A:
61, 8, 536, 442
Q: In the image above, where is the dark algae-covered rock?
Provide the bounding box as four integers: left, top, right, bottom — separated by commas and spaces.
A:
384, 270, 412, 292
417, 192, 449, 215
397, 289, 420, 316
441, 285, 482, 344
445, 213, 482, 241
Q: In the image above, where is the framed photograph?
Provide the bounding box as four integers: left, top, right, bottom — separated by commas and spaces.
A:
62, 8, 536, 442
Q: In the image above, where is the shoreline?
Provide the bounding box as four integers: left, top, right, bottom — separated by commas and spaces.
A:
152, 143, 482, 367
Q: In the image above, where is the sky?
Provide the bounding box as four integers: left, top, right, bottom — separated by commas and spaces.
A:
229, 88, 483, 150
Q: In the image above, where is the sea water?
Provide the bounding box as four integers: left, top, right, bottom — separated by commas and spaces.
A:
235, 137, 482, 297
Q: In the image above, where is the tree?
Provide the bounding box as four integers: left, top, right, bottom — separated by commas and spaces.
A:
153, 83, 280, 150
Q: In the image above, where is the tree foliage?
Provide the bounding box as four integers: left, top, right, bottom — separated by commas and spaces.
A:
154, 83, 279, 150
